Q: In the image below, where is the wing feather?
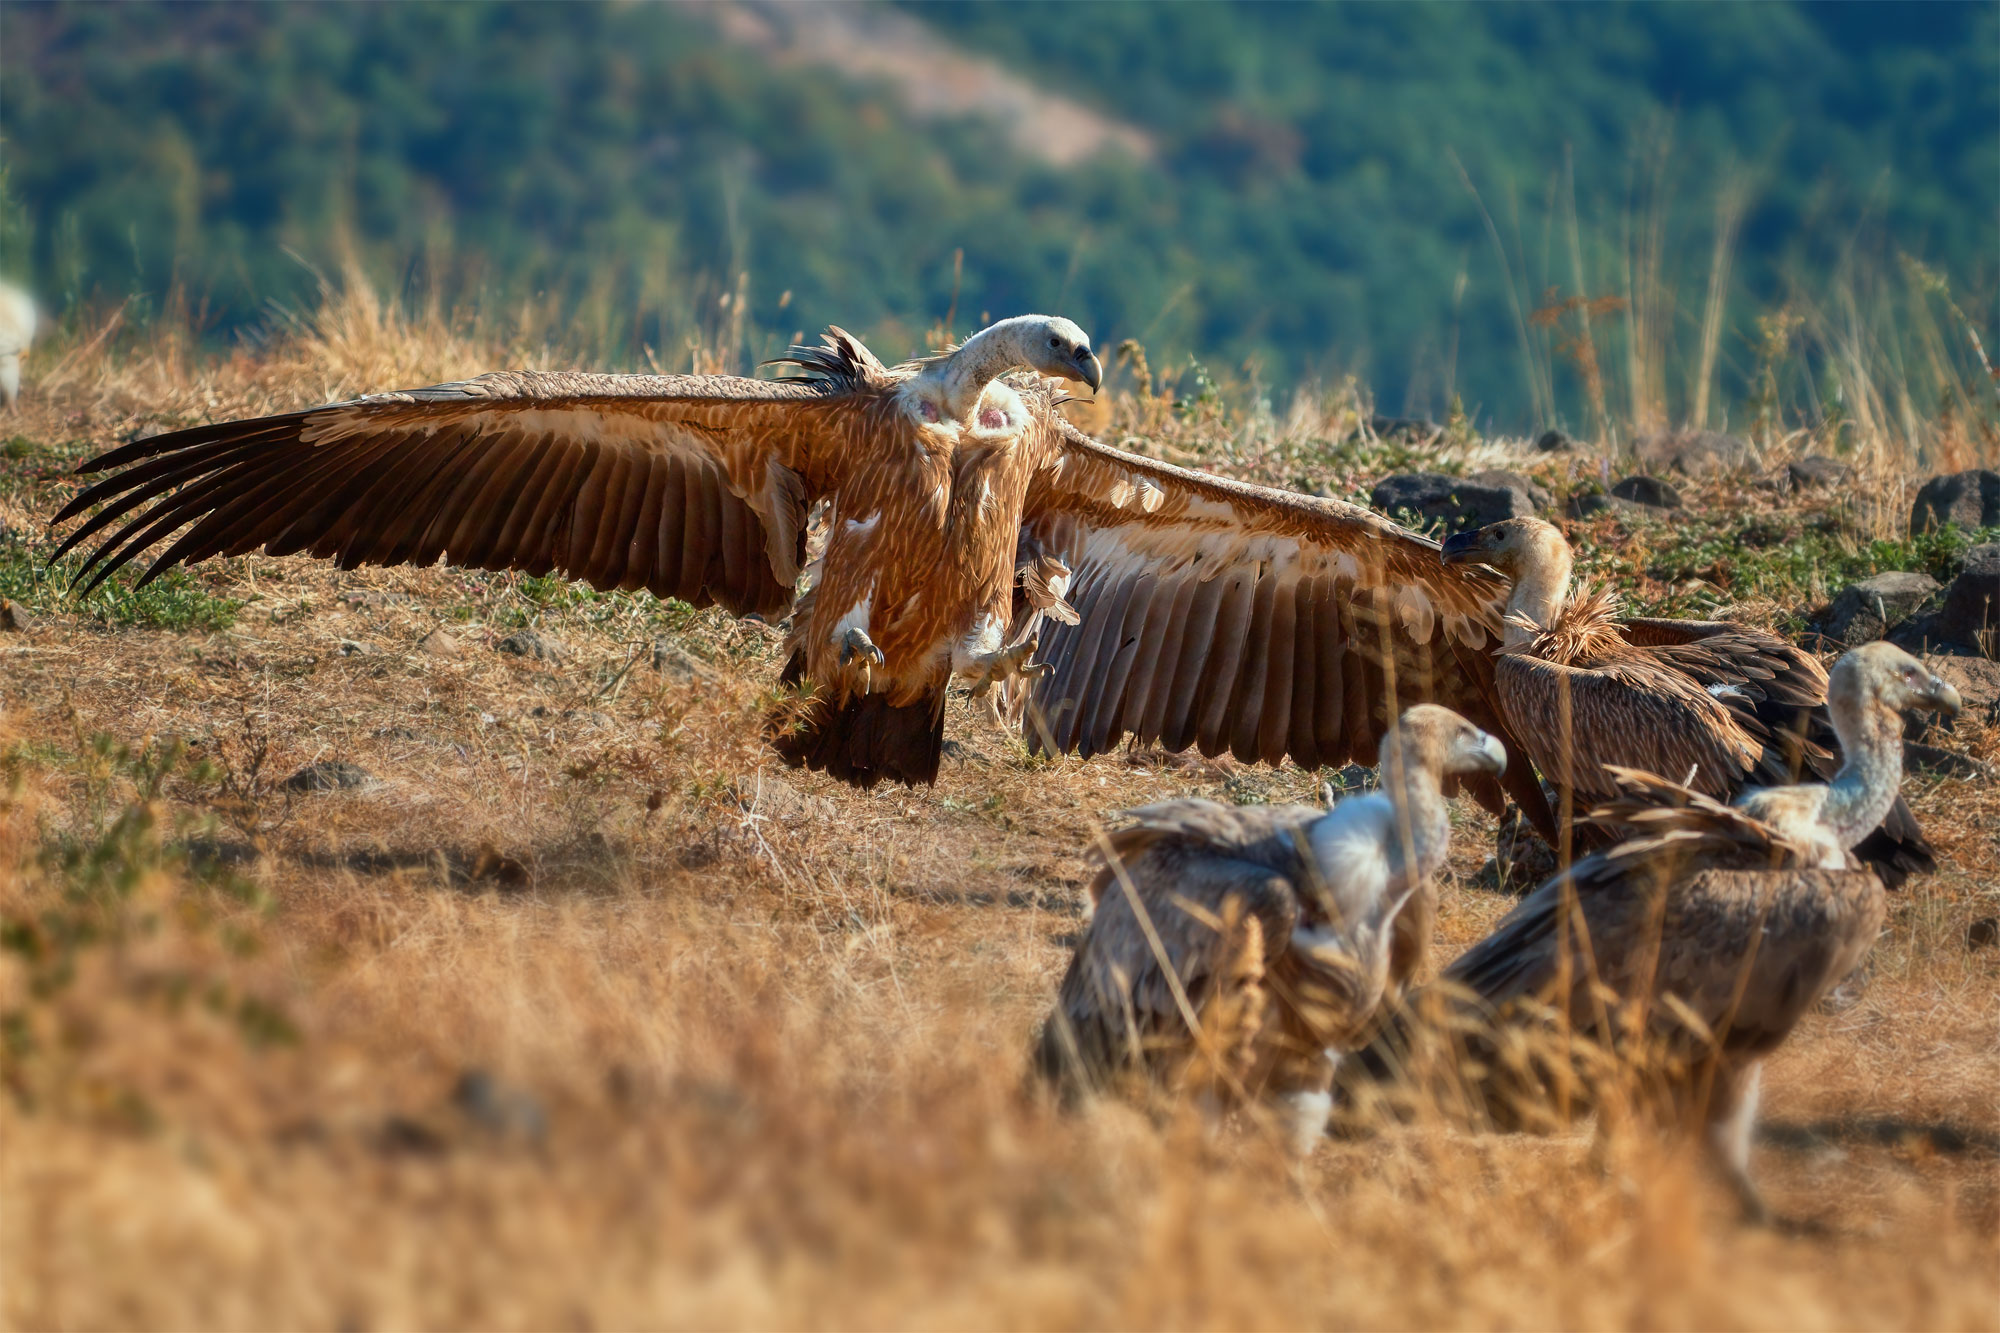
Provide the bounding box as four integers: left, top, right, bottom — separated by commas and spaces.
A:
52, 369, 854, 617
1083, 572, 1159, 756
1132, 571, 1202, 747
1227, 567, 1283, 763
1286, 579, 1322, 770
1252, 572, 1299, 765
1194, 569, 1258, 757
1065, 569, 1141, 753
1159, 565, 1229, 754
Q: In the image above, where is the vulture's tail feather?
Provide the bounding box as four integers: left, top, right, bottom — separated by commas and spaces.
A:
770, 654, 945, 789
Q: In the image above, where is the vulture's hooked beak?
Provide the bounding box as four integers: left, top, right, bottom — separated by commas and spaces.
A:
1439, 530, 1488, 565
1469, 730, 1508, 776
1073, 346, 1103, 393
1921, 674, 1963, 719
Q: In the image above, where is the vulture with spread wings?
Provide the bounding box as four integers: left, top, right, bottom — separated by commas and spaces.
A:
52, 315, 1549, 821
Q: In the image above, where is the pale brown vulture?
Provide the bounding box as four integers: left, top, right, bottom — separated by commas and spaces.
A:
53, 315, 1547, 817
1034, 705, 1506, 1154
1350, 642, 1960, 1219
1440, 516, 1933, 884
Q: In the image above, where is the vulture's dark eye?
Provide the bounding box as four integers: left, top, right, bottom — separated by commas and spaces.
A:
1048, 335, 1061, 348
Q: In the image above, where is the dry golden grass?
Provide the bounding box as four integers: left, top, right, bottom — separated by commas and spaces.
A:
1, 290, 1996, 1330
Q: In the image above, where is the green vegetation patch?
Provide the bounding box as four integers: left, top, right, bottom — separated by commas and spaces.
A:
0, 538, 241, 632
1573, 514, 2000, 624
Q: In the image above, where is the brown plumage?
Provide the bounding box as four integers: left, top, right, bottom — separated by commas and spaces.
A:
1034, 705, 1508, 1154
1428, 788, 1880, 1221
52, 316, 1546, 820
1440, 516, 1933, 884
1352, 643, 1961, 1218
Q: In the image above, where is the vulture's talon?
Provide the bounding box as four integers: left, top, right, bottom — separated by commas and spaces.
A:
838, 627, 886, 669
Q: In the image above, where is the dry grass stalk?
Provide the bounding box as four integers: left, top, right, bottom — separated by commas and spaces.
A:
0, 291, 1995, 1330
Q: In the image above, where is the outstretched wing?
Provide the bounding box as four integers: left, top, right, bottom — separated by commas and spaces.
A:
51, 335, 891, 618
1017, 422, 1549, 828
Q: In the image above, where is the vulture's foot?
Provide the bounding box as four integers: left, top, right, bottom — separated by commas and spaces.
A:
837, 627, 886, 669
963, 635, 1051, 699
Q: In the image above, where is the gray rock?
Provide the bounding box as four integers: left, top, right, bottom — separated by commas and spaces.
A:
1369, 416, 1442, 443
1786, 456, 1852, 491
339, 639, 375, 656
1467, 468, 1553, 513
1564, 491, 1649, 520
1323, 763, 1377, 795
651, 639, 720, 683
0, 598, 32, 632
1820, 571, 1942, 646
1910, 470, 2000, 533
1634, 429, 1752, 477
1937, 543, 2000, 650
453, 1069, 547, 1144
283, 761, 372, 793
1610, 475, 1683, 509
1368, 472, 1534, 533
1905, 743, 1993, 782
416, 628, 463, 659
1535, 429, 1576, 453
496, 629, 565, 663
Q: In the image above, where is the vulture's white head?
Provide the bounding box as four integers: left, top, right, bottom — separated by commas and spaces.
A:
915, 315, 1101, 424
1832, 641, 1962, 723
983, 314, 1102, 391
1440, 516, 1574, 641
1380, 703, 1509, 786
1439, 516, 1570, 582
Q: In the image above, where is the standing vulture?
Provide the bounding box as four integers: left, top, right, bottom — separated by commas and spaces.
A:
1351, 642, 1960, 1219
1034, 705, 1507, 1155
52, 315, 1547, 817
1440, 516, 1933, 883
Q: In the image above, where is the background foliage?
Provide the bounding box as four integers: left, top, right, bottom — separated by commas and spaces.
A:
1, 0, 1993, 431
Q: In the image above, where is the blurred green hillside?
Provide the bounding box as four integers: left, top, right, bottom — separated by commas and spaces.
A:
1, 0, 1992, 432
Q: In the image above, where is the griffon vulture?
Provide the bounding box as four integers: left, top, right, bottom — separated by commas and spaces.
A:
1034, 705, 1507, 1155
52, 315, 1548, 816
1353, 642, 1960, 1218
1440, 516, 1933, 883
